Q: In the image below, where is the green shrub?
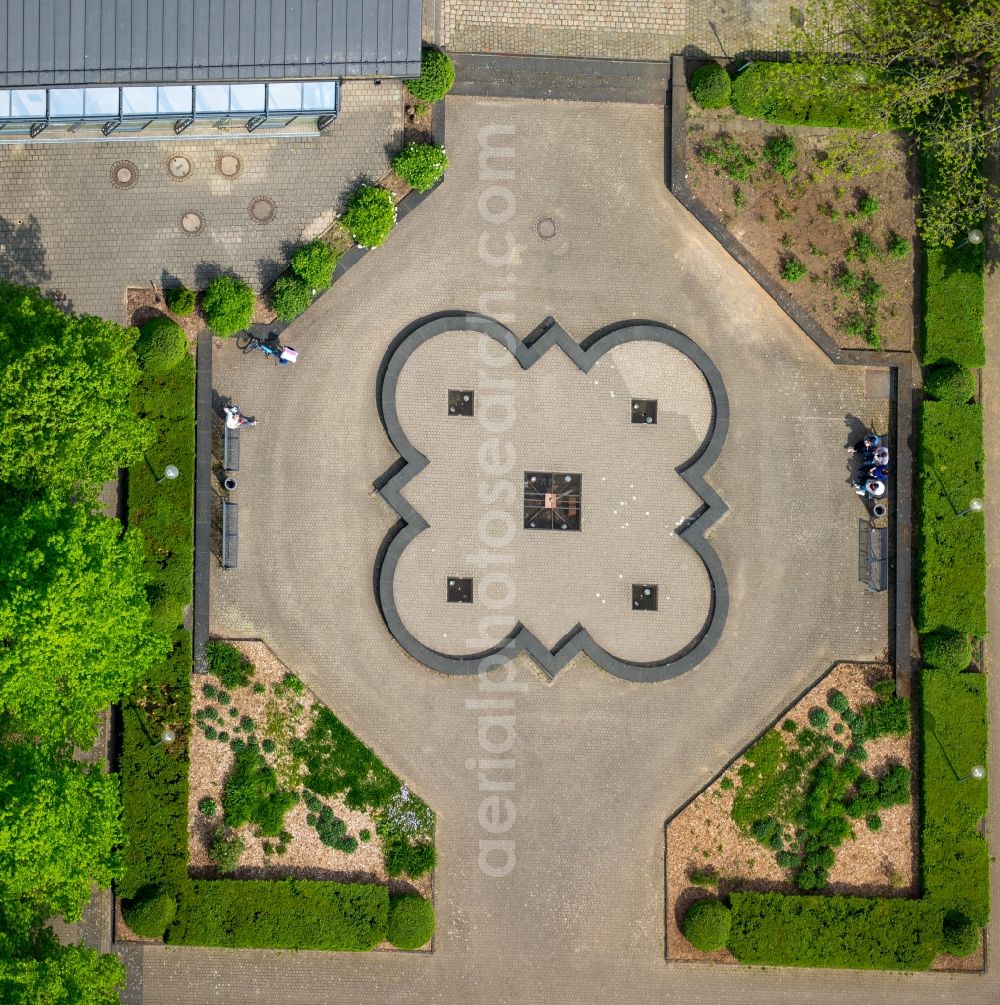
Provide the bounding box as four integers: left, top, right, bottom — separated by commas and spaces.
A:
834, 268, 861, 293
730, 62, 888, 129
205, 641, 253, 688
923, 362, 975, 405
887, 233, 910, 259
807, 708, 829, 729
122, 886, 176, 939
682, 898, 731, 951
209, 826, 246, 874
387, 894, 435, 949
859, 274, 885, 313
846, 231, 879, 264
165, 286, 196, 316
916, 402, 986, 636
167, 879, 388, 950
828, 691, 849, 715
763, 134, 797, 177
201, 276, 255, 338
877, 765, 911, 807
727, 892, 941, 969
222, 747, 296, 837
698, 136, 756, 181
861, 696, 910, 738
342, 185, 396, 248
270, 275, 314, 323
922, 240, 985, 367
941, 910, 980, 957
858, 195, 879, 217
689, 867, 719, 888
136, 317, 187, 373
921, 671, 989, 927
781, 719, 797, 733
261, 738, 276, 753
872, 678, 896, 701
689, 64, 731, 109
865, 814, 882, 832
359, 828, 372, 842
404, 47, 455, 104
198, 797, 217, 817
392, 142, 449, 192
290, 239, 338, 290
921, 628, 972, 673
383, 836, 436, 879
202, 683, 217, 699
780, 257, 807, 282
253, 682, 266, 694
308, 804, 358, 853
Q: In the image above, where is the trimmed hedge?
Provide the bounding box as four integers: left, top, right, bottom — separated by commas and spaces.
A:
920, 671, 989, 928
690, 64, 731, 109
164, 286, 196, 317
201, 276, 255, 338
727, 892, 942, 969
128, 352, 195, 633
682, 898, 731, 951
392, 142, 449, 192
342, 185, 396, 248
166, 879, 388, 950
387, 894, 435, 949
915, 402, 986, 636
271, 275, 314, 323
122, 887, 176, 939
730, 61, 888, 129
290, 239, 338, 291
922, 241, 985, 367
923, 361, 975, 405
136, 317, 187, 372
921, 628, 972, 674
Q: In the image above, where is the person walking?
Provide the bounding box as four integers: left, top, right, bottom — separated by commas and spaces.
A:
224, 405, 257, 429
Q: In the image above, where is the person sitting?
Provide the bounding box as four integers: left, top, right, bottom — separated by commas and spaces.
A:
865, 479, 886, 498
224, 406, 257, 428
867, 465, 889, 480
873, 446, 889, 465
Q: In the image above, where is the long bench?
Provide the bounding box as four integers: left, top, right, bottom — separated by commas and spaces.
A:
221, 500, 238, 570
223, 423, 240, 472
866, 525, 888, 593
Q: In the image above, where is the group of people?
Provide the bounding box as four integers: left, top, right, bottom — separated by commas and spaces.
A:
852, 433, 890, 500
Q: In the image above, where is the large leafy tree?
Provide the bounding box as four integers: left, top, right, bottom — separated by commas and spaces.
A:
787, 0, 1000, 245
0, 909, 125, 1005
0, 494, 167, 745
0, 282, 152, 492
0, 742, 122, 923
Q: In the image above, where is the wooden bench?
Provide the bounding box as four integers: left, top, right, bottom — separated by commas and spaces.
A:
221, 501, 239, 570
866, 525, 888, 593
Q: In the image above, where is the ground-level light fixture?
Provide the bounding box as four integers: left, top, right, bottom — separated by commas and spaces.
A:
157, 464, 180, 484
958, 765, 986, 783
155, 727, 176, 747
958, 497, 984, 516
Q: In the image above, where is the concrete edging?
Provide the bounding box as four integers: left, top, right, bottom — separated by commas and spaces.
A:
667, 54, 913, 677
375, 313, 730, 684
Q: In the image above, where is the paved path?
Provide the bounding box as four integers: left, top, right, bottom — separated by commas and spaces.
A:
0, 81, 401, 319
109, 96, 960, 1004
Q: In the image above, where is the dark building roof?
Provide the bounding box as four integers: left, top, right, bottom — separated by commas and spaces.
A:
0, 0, 422, 87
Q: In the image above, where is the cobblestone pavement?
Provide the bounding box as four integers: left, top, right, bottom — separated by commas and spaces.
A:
437, 0, 791, 60
0, 81, 401, 320
105, 96, 999, 1005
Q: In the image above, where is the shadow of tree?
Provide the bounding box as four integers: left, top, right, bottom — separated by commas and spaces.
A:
0, 213, 50, 288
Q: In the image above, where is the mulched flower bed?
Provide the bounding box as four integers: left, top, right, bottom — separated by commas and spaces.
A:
684, 110, 918, 352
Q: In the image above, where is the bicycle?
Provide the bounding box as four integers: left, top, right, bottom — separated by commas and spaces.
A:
236, 333, 298, 365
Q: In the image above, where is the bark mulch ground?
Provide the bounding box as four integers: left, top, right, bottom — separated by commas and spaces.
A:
684, 109, 918, 353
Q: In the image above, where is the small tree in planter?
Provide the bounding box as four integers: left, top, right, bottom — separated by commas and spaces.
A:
135, 317, 187, 372
682, 897, 731, 951
164, 285, 196, 316
122, 886, 176, 939
201, 276, 255, 337
690, 64, 732, 109
393, 143, 449, 192
387, 894, 435, 949
342, 186, 397, 248
404, 47, 455, 105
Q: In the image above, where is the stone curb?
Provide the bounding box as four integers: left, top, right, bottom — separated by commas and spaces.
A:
667, 54, 913, 680
374, 313, 731, 684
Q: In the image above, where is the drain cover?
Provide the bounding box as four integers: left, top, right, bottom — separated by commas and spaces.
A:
248, 196, 276, 225
216, 153, 241, 178
111, 160, 138, 189
167, 155, 192, 180
536, 217, 557, 240
180, 211, 204, 235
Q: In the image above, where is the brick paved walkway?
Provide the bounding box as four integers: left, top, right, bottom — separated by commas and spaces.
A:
105, 96, 996, 1005
438, 0, 790, 60
0, 81, 402, 320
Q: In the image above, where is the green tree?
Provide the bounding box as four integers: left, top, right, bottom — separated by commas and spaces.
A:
0, 914, 125, 1005
0, 283, 152, 492
0, 495, 167, 745
786, 0, 1000, 245
0, 742, 122, 922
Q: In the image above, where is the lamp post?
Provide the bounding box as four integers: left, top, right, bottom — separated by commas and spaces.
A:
957, 497, 984, 516
958, 765, 986, 783
154, 727, 176, 748
957, 228, 984, 250
156, 464, 180, 484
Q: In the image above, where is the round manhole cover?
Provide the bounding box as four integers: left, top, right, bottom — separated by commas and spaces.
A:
536, 217, 557, 240
216, 153, 241, 178
180, 211, 204, 236
248, 196, 276, 225
167, 155, 192, 180
111, 160, 138, 190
